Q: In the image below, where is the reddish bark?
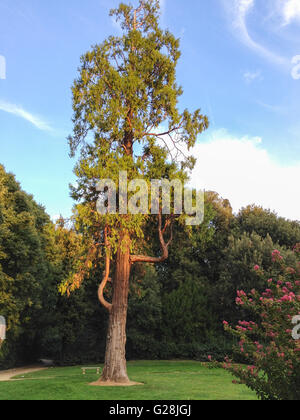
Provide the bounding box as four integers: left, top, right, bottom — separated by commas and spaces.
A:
98, 232, 131, 384
96, 213, 173, 384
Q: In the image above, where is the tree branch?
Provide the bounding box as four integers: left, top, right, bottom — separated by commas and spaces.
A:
143, 122, 184, 138
130, 212, 173, 264
98, 227, 112, 312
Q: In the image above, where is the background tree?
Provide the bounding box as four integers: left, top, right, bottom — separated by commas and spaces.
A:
127, 264, 163, 359
216, 232, 280, 324
0, 165, 50, 367
236, 205, 300, 248
66, 0, 208, 384
37, 220, 100, 365
1, 163, 299, 369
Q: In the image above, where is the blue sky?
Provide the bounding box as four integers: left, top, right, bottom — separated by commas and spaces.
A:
0, 0, 300, 220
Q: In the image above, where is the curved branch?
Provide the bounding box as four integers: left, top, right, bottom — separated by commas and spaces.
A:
130, 212, 173, 264
98, 227, 112, 312
157, 136, 174, 161
143, 121, 184, 138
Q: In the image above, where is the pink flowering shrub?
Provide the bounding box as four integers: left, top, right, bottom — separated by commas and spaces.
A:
223, 245, 300, 400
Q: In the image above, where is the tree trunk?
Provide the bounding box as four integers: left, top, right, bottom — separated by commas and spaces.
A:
99, 232, 131, 384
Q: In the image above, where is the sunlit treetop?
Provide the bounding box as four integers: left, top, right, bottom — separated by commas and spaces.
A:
68, 0, 209, 181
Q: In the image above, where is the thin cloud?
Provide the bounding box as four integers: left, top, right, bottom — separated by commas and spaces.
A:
189, 129, 300, 221
243, 70, 262, 83
224, 0, 289, 68
256, 100, 287, 114
281, 0, 300, 25
0, 100, 52, 131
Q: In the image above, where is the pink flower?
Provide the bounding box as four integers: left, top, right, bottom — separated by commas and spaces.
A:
236, 297, 244, 305
272, 250, 283, 262
254, 265, 260, 271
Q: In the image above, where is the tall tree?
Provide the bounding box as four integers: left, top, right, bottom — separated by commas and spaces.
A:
67, 0, 208, 384
0, 164, 50, 367
236, 205, 300, 248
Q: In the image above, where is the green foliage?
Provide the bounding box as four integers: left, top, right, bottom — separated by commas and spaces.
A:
236, 205, 300, 248
69, 0, 207, 158
127, 265, 163, 359
35, 221, 106, 364
161, 277, 214, 343
67, 0, 208, 264
215, 233, 298, 325
156, 193, 218, 291
0, 165, 51, 366
0, 165, 106, 367
216, 232, 277, 322
2, 163, 300, 373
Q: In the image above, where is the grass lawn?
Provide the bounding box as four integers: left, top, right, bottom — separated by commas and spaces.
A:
0, 360, 258, 400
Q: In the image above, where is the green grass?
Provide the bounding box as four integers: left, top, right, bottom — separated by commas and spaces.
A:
0, 361, 257, 400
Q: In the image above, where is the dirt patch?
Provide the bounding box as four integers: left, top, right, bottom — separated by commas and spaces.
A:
90, 380, 144, 387
0, 366, 47, 382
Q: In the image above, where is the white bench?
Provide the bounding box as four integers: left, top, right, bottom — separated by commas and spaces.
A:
81, 367, 101, 375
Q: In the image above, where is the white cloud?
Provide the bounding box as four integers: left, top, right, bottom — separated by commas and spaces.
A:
224, 0, 288, 67
256, 100, 286, 114
0, 100, 52, 131
281, 0, 300, 25
243, 70, 262, 83
189, 130, 300, 221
